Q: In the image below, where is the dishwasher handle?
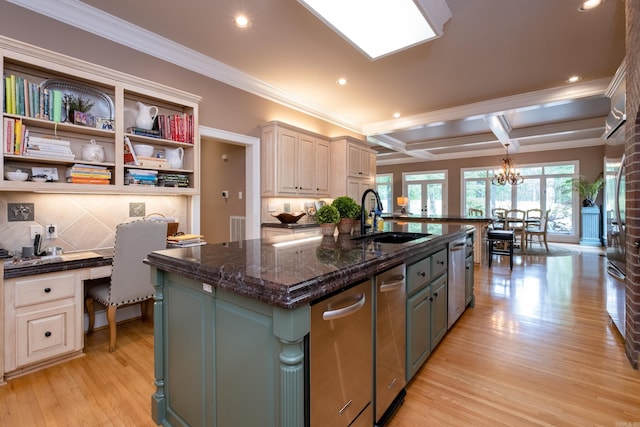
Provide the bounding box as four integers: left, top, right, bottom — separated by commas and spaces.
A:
322, 293, 366, 320
379, 275, 405, 293
450, 238, 467, 251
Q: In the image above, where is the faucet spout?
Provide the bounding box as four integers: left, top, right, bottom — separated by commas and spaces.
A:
360, 189, 383, 235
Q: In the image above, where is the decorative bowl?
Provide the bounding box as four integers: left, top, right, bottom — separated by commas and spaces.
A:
133, 144, 155, 157
272, 212, 306, 224
6, 171, 29, 181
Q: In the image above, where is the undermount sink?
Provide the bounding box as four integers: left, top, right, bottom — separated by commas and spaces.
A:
352, 232, 431, 244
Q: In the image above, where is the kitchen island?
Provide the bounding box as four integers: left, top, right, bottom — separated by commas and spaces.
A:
383, 214, 492, 264
146, 223, 473, 427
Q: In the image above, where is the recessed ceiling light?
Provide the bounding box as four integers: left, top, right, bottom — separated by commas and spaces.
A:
337, 78, 348, 86
298, 0, 451, 60
567, 75, 582, 83
579, 0, 603, 11
235, 15, 251, 28
393, 112, 401, 118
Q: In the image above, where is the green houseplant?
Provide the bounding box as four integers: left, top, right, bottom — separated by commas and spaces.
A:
315, 204, 340, 236
572, 174, 604, 207
331, 196, 360, 234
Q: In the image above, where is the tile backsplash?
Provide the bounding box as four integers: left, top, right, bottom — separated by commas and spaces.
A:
0, 193, 188, 256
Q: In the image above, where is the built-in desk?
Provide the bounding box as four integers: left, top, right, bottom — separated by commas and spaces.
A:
1, 251, 113, 383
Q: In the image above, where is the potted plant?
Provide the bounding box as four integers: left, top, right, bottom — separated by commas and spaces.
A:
63, 94, 95, 123
315, 204, 340, 236
331, 196, 360, 234
572, 174, 604, 207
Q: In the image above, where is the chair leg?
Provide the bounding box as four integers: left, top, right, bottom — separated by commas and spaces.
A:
107, 305, 117, 352
86, 297, 95, 336
509, 240, 514, 270
543, 234, 549, 252
488, 240, 493, 268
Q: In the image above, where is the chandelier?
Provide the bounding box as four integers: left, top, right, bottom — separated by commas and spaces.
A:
492, 144, 523, 186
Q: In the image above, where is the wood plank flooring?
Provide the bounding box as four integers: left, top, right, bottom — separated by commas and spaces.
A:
1, 244, 639, 426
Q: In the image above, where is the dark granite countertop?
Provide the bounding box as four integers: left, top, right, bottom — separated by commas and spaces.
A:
261, 222, 320, 229
146, 222, 474, 309
3, 249, 113, 279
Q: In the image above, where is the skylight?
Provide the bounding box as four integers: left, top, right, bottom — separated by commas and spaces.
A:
298, 0, 451, 60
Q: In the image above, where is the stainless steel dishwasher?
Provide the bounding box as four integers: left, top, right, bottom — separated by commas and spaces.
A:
375, 264, 407, 427
310, 280, 373, 427
448, 237, 467, 328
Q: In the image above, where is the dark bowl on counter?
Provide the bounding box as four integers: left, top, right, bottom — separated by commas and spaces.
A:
272, 212, 306, 224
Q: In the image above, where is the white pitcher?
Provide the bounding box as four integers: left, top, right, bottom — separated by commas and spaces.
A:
135, 102, 158, 130
165, 147, 184, 169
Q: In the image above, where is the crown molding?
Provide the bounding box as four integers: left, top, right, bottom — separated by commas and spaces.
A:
7, 0, 363, 134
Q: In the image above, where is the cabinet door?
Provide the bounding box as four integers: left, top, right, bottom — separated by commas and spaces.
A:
465, 255, 474, 306
277, 129, 299, 194
16, 302, 76, 367
315, 139, 330, 195
430, 275, 448, 348
359, 148, 371, 178
406, 285, 431, 381
297, 133, 316, 194
347, 143, 362, 177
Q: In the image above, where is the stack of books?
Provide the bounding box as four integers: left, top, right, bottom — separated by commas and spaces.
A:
126, 127, 161, 138
3, 74, 63, 121
158, 173, 189, 187
125, 169, 158, 186
167, 233, 205, 247
66, 164, 111, 184
25, 136, 75, 161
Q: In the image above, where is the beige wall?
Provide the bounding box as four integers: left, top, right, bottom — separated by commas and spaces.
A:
377, 145, 607, 215
200, 140, 246, 243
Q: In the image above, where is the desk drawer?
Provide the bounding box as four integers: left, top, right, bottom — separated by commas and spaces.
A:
14, 273, 76, 308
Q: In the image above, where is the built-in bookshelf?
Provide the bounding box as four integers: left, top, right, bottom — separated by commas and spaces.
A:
1, 36, 200, 194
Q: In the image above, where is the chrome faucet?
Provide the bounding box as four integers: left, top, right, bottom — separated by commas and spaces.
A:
360, 189, 383, 235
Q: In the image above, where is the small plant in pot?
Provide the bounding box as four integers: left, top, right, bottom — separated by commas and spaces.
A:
331, 196, 360, 234
63, 94, 94, 124
572, 174, 604, 207
315, 204, 340, 236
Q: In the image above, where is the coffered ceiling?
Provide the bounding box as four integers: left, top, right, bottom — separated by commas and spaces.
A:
9, 0, 626, 164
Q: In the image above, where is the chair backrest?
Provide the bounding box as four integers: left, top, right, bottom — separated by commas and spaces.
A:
541, 209, 551, 230
468, 208, 483, 217
526, 208, 543, 221
492, 208, 507, 218
109, 220, 168, 305
506, 209, 525, 219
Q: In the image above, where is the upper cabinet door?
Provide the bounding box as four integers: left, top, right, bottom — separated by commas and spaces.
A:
297, 133, 316, 194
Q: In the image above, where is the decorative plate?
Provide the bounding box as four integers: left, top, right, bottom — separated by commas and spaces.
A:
40, 79, 115, 120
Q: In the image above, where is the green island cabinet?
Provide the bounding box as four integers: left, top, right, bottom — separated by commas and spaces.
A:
405, 246, 448, 381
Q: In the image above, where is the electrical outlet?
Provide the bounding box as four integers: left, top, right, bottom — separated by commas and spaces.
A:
267, 204, 277, 212
47, 224, 58, 239
29, 225, 43, 240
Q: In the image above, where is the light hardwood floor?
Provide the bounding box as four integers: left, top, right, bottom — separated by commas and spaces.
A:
1, 245, 639, 426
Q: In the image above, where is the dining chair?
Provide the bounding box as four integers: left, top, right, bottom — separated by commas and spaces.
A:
525, 210, 550, 251
526, 209, 543, 227
490, 208, 507, 230
468, 208, 483, 217
85, 219, 168, 352
505, 209, 526, 249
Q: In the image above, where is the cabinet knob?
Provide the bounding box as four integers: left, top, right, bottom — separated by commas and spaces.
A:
418, 272, 426, 277
429, 296, 433, 302
434, 292, 438, 298
44, 287, 51, 293
44, 331, 52, 337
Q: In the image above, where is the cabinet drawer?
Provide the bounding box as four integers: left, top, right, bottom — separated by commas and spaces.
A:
431, 249, 447, 278
16, 302, 77, 366
407, 257, 430, 295
14, 273, 76, 307
89, 265, 112, 279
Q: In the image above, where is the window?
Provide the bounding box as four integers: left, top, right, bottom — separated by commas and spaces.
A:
376, 174, 393, 213
403, 171, 447, 215
462, 161, 578, 238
